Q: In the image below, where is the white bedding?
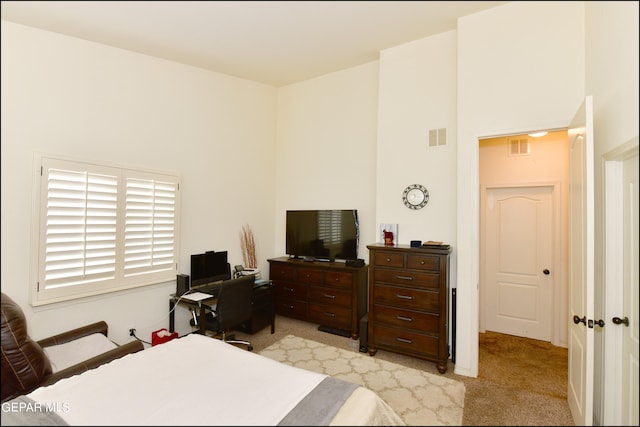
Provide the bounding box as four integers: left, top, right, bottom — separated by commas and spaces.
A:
21, 334, 403, 426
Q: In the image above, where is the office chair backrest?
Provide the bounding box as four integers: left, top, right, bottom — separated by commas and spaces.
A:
215, 275, 254, 331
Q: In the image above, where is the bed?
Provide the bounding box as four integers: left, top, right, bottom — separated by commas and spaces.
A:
1, 333, 404, 426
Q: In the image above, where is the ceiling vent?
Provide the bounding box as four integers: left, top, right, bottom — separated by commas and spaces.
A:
428, 128, 447, 147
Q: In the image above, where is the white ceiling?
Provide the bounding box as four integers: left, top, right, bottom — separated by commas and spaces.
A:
1, 1, 508, 86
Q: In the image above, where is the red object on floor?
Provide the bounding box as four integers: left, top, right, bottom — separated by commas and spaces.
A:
151, 328, 178, 346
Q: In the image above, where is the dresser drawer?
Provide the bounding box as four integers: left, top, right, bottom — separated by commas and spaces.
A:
373, 324, 439, 357
406, 254, 440, 271
374, 284, 440, 312
298, 268, 323, 285
372, 305, 440, 334
367, 244, 450, 373
275, 298, 307, 318
271, 264, 296, 281
323, 271, 353, 288
308, 286, 351, 308
274, 281, 307, 300
308, 302, 352, 327
269, 256, 368, 340
374, 269, 440, 289
372, 251, 404, 268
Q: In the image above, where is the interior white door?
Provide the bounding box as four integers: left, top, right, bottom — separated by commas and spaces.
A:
620, 149, 639, 425
567, 96, 595, 426
484, 185, 553, 341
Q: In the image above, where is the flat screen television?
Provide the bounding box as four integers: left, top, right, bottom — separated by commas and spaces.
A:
286, 209, 359, 261
190, 250, 230, 287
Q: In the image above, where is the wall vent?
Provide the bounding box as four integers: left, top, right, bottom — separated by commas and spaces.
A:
428, 128, 447, 147
509, 138, 530, 156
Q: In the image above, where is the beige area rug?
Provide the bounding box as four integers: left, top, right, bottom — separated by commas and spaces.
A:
259, 334, 465, 426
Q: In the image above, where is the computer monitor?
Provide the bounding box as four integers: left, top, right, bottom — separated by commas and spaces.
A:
190, 250, 230, 287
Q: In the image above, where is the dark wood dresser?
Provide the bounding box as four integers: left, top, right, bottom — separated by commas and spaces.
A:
366, 243, 451, 373
268, 257, 368, 339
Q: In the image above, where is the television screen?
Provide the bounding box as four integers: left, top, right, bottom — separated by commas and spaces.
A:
190, 251, 229, 287
286, 209, 359, 261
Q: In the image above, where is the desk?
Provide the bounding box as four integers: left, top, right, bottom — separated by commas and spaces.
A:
169, 280, 275, 335
237, 282, 275, 334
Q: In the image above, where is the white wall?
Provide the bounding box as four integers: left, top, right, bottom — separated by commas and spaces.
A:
376, 31, 458, 249
585, 1, 639, 422
275, 62, 380, 261
0, 21, 278, 344
455, 1, 585, 378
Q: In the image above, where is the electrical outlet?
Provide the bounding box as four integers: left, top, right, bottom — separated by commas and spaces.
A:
129, 328, 136, 337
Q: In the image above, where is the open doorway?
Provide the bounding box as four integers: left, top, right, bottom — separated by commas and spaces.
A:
478, 130, 569, 347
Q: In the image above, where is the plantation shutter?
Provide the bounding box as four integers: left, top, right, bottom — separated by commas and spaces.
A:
124, 176, 177, 276
41, 161, 118, 293
35, 156, 179, 305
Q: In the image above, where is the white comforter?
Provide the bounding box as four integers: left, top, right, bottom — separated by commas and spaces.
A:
24, 334, 403, 426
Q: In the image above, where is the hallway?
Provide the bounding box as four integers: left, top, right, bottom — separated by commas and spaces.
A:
461, 331, 573, 425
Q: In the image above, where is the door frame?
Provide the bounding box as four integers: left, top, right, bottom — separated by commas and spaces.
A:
454, 121, 570, 380
479, 181, 567, 346
602, 136, 639, 425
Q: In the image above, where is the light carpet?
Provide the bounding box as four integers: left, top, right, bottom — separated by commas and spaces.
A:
259, 334, 465, 426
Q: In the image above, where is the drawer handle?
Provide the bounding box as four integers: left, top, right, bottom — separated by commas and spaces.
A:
396, 337, 413, 344
396, 294, 413, 300
283, 287, 294, 292
396, 275, 414, 281
385, 258, 392, 262
323, 294, 336, 299
324, 312, 336, 317
396, 315, 413, 322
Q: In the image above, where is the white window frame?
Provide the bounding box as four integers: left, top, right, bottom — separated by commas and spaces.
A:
31, 153, 181, 306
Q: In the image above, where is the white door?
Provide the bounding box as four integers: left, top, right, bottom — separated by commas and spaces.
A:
567, 96, 595, 426
603, 139, 639, 426
484, 185, 553, 341
620, 148, 639, 425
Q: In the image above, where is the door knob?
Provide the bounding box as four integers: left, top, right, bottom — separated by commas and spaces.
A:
612, 316, 629, 326
543, 269, 550, 275
573, 315, 586, 325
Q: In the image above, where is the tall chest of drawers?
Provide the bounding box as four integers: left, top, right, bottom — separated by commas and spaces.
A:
367, 243, 451, 373
268, 257, 367, 339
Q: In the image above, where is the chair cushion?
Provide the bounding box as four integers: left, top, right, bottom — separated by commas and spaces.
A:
43, 333, 118, 373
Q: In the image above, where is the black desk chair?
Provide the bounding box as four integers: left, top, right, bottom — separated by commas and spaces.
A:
201, 275, 254, 351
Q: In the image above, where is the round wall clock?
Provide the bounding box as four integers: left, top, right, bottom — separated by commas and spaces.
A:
402, 184, 429, 210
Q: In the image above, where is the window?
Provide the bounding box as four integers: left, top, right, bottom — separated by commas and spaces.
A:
32, 154, 180, 305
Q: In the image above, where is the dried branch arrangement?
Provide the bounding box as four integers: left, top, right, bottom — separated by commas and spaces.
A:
240, 224, 257, 268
